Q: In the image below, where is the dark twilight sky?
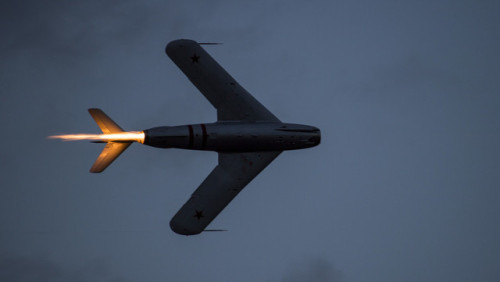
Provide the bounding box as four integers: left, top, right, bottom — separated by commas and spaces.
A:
1, 1, 499, 281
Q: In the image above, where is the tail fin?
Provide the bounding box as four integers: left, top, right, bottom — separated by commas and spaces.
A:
90, 142, 131, 173
88, 108, 131, 173
88, 108, 125, 134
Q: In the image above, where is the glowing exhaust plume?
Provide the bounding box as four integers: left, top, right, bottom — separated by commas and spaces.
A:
49, 131, 145, 144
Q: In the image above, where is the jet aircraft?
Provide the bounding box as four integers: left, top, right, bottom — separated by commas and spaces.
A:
51, 39, 321, 235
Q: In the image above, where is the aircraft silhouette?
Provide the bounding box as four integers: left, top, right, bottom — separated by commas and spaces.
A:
55, 39, 321, 235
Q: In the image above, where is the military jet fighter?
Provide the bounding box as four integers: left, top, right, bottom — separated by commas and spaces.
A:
51, 39, 321, 235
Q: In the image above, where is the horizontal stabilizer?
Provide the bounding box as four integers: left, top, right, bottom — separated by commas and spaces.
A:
90, 142, 131, 173
87, 108, 132, 173
88, 108, 124, 134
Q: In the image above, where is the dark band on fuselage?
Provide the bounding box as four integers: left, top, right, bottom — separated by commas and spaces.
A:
187, 125, 194, 149
201, 124, 207, 149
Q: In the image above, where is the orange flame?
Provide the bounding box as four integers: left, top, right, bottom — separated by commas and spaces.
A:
49, 131, 145, 144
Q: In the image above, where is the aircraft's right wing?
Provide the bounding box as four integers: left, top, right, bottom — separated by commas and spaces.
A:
166, 39, 280, 122
170, 151, 281, 235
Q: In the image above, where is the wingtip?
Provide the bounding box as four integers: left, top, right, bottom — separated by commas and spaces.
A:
165, 39, 197, 55
169, 218, 203, 236
165, 39, 221, 55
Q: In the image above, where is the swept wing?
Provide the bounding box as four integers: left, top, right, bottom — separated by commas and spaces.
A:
166, 39, 280, 122
170, 151, 281, 235
167, 40, 284, 234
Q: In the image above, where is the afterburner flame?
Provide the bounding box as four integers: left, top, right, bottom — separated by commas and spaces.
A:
49, 131, 145, 144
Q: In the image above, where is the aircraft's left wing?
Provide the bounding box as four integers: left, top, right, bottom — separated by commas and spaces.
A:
170, 151, 281, 235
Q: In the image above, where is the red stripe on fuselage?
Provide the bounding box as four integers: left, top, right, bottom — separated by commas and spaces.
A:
200, 124, 207, 149
187, 125, 194, 149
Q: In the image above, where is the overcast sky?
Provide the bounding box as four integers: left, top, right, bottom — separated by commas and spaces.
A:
1, 0, 499, 281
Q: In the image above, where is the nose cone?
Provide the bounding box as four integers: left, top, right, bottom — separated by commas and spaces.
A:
311, 128, 321, 146
303, 126, 320, 147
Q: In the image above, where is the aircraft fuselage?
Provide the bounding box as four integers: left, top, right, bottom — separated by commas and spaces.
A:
144, 122, 320, 152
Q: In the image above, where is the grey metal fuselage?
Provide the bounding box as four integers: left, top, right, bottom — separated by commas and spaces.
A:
144, 122, 320, 152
